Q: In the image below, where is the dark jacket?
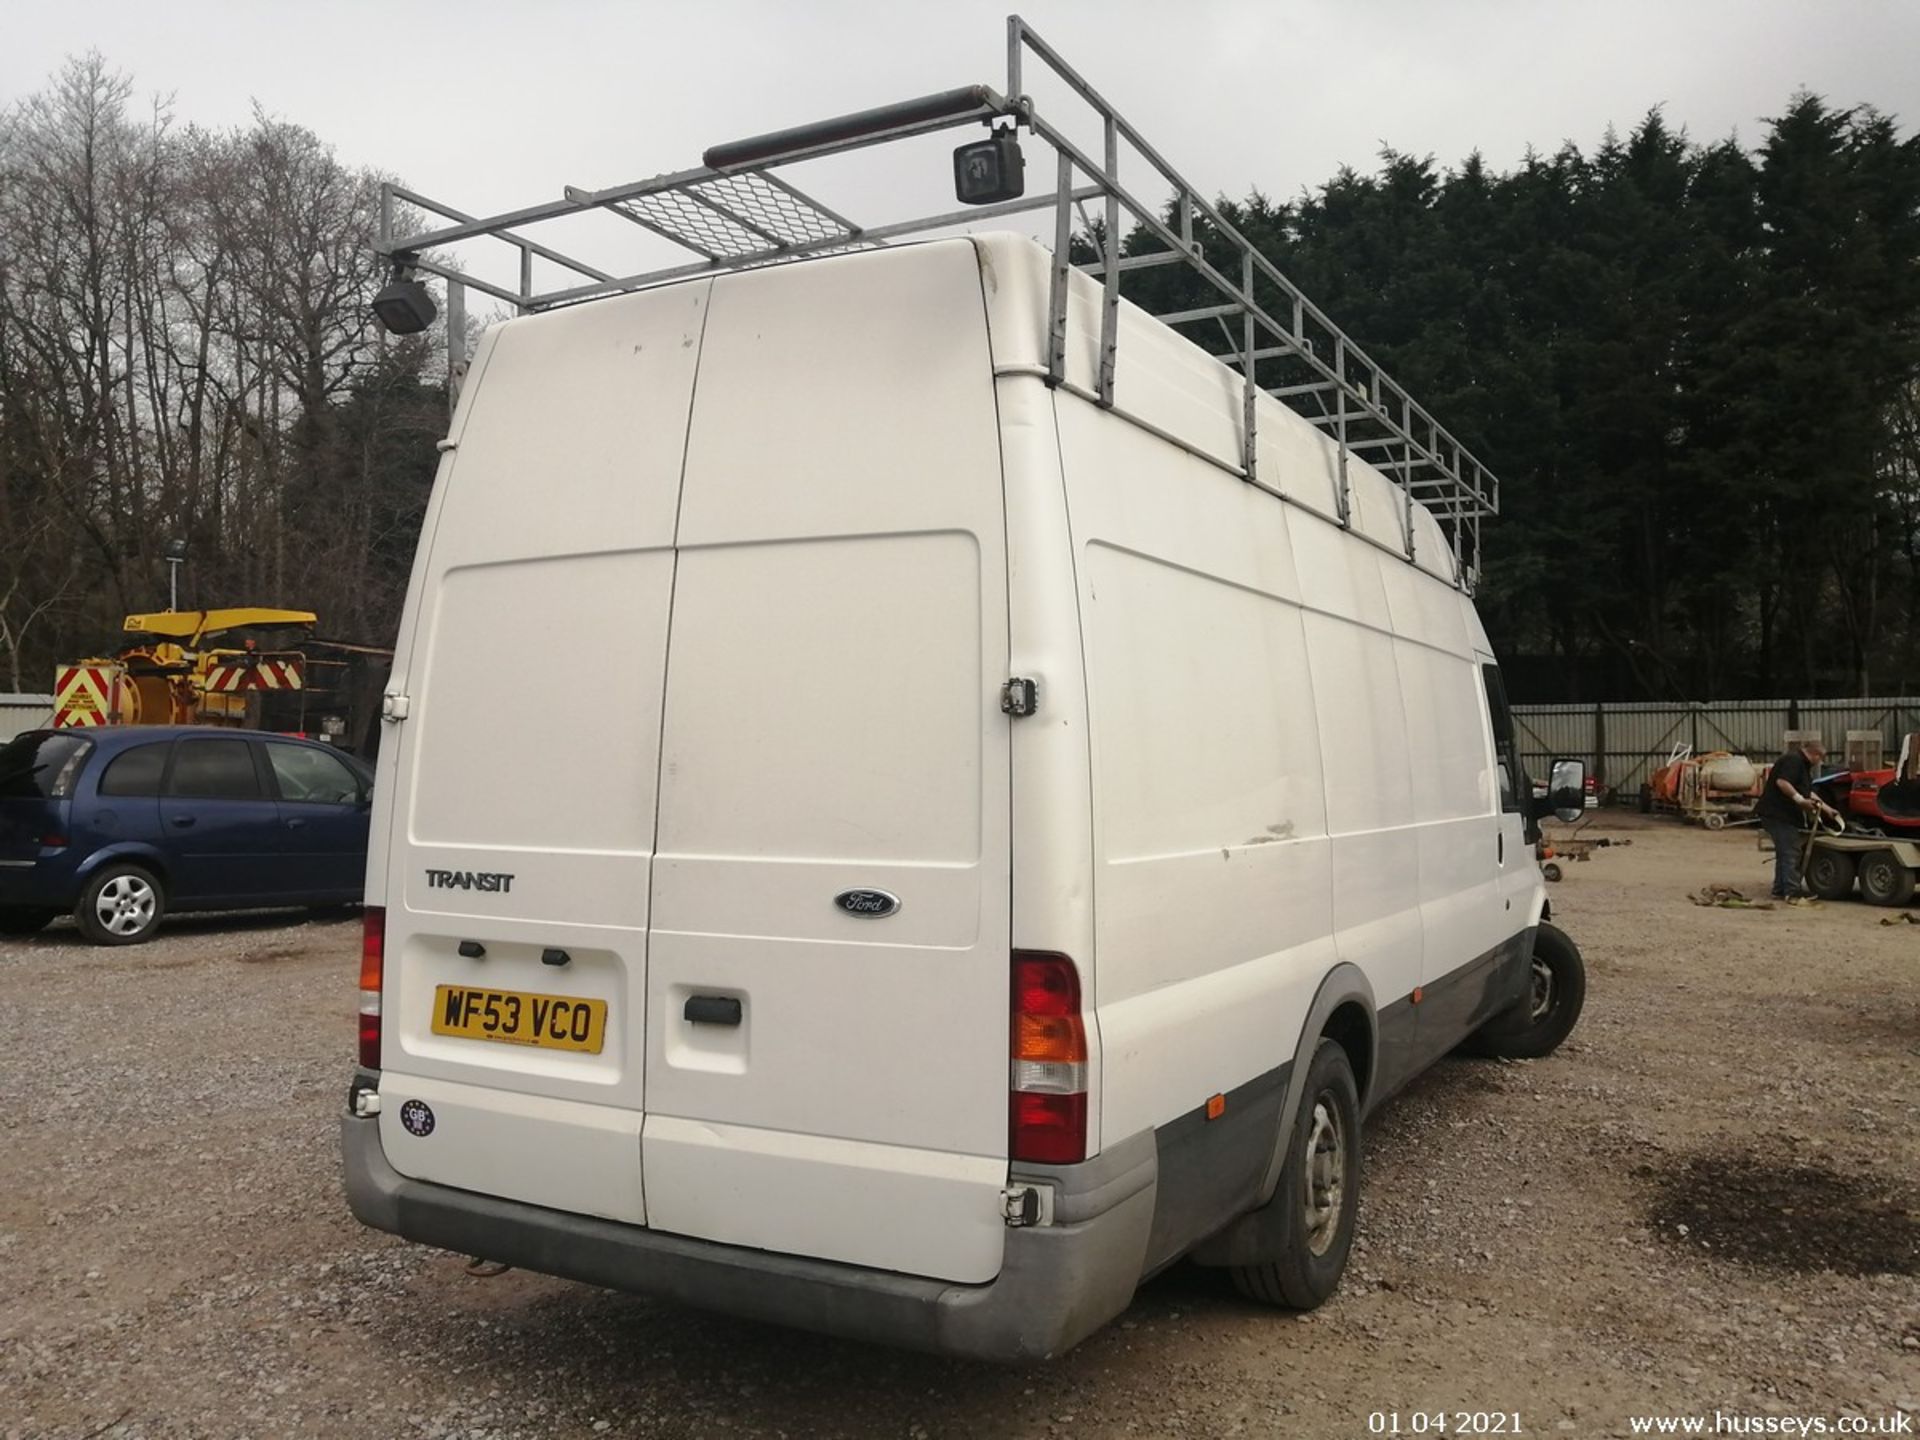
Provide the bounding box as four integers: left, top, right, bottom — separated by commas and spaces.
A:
1756, 749, 1813, 825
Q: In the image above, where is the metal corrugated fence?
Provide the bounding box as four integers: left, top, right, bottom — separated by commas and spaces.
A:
0, 693, 56, 744
1512, 697, 1920, 797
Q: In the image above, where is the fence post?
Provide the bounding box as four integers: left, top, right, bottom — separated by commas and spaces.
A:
1593, 701, 1606, 786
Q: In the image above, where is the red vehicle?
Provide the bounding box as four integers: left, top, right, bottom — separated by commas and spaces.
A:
1818, 734, 1920, 836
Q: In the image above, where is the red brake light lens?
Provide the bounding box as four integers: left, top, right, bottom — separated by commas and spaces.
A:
1010, 1092, 1088, 1166
358, 907, 385, 1069
1010, 951, 1087, 1165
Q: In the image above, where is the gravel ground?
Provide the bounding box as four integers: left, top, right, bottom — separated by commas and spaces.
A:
2, 815, 1917, 1439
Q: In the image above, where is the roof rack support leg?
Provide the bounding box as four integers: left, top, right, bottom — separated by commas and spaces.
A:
1096, 119, 1120, 406
1241, 252, 1257, 484
1400, 398, 1417, 561
446, 279, 467, 416
1334, 342, 1352, 527
519, 246, 533, 313
1047, 150, 1073, 388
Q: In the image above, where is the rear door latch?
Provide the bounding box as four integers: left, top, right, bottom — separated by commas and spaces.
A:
1000, 677, 1039, 717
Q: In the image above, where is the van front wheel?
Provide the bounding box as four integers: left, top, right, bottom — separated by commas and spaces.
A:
1465, 922, 1586, 1060
1230, 1038, 1361, 1310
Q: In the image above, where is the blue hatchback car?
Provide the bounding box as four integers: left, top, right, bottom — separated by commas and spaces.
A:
0, 726, 372, 944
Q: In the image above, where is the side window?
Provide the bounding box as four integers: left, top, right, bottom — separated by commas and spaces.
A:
99, 742, 172, 797
166, 739, 263, 801
266, 743, 362, 804
1479, 664, 1522, 814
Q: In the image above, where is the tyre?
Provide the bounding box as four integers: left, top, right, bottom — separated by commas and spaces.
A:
1541, 862, 1563, 883
1466, 922, 1586, 1061
1857, 850, 1917, 908
1638, 784, 1653, 815
1805, 848, 1858, 902
74, 864, 166, 945
1230, 1038, 1361, 1311
1704, 813, 1726, 832
0, 907, 57, 937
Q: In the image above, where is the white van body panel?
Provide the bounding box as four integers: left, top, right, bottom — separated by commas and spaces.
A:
976, 235, 1512, 1147
377, 283, 712, 1220
356, 231, 1548, 1339
641, 244, 1013, 1283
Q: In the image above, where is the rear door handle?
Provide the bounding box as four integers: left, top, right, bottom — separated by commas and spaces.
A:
170, 815, 196, 829
683, 995, 742, 1026
284, 817, 306, 829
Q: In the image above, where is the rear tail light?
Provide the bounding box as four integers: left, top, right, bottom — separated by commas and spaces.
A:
359, 907, 384, 1069
1010, 951, 1087, 1165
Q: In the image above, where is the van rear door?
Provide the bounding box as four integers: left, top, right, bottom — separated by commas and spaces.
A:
375, 282, 710, 1225
641, 242, 1014, 1284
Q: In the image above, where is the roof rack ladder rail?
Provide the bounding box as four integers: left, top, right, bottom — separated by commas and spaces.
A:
1004, 24, 1497, 525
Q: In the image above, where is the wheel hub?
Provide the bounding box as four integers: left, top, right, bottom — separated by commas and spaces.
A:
1301, 1097, 1345, 1256
1528, 957, 1554, 1023
95, 876, 155, 937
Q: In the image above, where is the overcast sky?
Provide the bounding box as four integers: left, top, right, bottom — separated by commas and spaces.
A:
7, 0, 1919, 295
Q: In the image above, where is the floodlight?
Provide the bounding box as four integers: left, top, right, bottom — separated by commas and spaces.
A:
372, 276, 437, 335
954, 128, 1025, 206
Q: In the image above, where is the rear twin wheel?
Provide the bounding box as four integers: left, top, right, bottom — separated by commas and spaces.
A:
1229, 1038, 1362, 1310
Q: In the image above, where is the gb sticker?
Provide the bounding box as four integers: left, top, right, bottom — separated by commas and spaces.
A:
399, 1099, 435, 1138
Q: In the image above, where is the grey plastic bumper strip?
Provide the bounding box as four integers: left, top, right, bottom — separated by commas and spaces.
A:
342, 1113, 1156, 1362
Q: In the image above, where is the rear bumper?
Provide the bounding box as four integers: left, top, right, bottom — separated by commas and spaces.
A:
341, 1106, 1157, 1362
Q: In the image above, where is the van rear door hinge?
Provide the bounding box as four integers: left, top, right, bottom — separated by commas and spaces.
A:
381, 693, 411, 723
1001, 1182, 1054, 1227
1000, 677, 1039, 717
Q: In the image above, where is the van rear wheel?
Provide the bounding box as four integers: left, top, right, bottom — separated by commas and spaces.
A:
1229, 1038, 1361, 1311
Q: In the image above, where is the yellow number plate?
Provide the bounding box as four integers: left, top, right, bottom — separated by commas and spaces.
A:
431, 984, 607, 1053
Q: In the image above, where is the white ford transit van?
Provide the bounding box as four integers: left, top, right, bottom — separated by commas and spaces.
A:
344, 37, 1587, 1361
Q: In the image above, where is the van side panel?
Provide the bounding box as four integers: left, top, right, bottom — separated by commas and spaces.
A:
1052, 395, 1336, 1152
642, 242, 1012, 1285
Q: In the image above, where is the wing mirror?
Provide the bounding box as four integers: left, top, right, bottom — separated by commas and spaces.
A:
1547, 758, 1586, 823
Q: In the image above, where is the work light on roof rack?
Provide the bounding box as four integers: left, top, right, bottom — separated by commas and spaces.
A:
372, 271, 436, 336
954, 126, 1025, 206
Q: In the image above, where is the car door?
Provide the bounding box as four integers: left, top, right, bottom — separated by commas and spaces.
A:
158, 736, 282, 904
261, 740, 370, 899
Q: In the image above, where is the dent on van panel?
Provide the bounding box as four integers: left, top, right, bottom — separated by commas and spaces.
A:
1082, 542, 1324, 866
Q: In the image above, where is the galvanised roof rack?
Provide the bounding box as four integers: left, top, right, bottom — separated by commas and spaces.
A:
377, 15, 1498, 588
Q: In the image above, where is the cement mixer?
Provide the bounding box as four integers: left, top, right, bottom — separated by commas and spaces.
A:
1640, 745, 1762, 830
